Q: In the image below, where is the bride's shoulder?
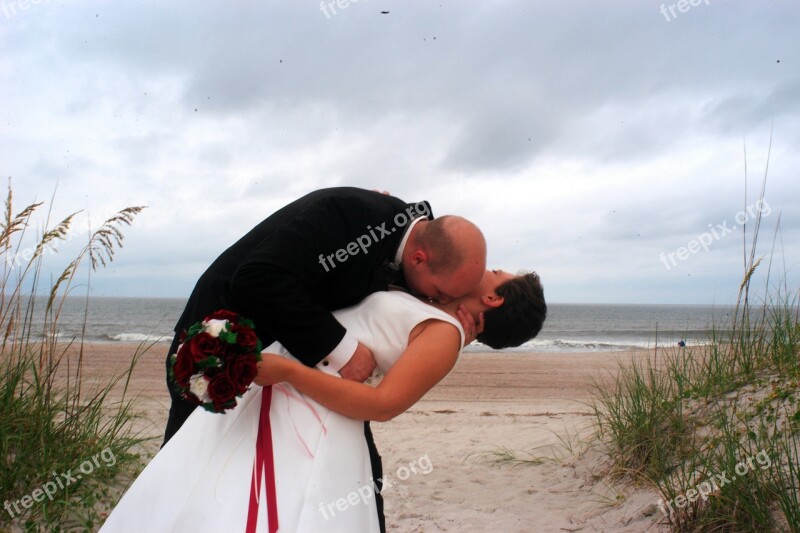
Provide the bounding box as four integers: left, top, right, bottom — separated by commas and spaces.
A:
377, 290, 428, 307
359, 291, 432, 314
361, 290, 413, 306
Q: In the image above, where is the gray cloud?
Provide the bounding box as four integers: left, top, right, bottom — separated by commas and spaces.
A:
2, 0, 799, 303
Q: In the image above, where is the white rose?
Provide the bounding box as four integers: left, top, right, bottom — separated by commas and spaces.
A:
202, 319, 229, 337
189, 374, 210, 402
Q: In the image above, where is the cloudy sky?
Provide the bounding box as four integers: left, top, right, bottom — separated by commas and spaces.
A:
2, 0, 798, 305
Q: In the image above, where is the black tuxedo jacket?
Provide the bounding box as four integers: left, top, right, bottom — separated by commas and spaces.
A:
174, 187, 432, 368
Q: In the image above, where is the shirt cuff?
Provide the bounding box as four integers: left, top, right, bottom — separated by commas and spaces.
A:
316, 332, 358, 375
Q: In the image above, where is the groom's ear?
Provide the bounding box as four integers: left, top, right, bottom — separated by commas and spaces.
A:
409, 249, 428, 267
481, 294, 504, 308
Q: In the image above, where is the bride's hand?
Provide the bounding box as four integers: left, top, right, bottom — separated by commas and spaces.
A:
456, 305, 484, 345
254, 353, 290, 386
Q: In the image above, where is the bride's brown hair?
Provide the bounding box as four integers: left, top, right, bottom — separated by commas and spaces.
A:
477, 272, 546, 349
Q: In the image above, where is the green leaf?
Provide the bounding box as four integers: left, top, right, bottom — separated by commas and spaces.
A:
219, 329, 237, 344
197, 356, 221, 370
186, 322, 203, 338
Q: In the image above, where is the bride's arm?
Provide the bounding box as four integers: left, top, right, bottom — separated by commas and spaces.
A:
254, 319, 460, 422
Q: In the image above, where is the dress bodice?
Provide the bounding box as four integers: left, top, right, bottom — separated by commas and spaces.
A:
332, 291, 465, 373
262, 290, 463, 376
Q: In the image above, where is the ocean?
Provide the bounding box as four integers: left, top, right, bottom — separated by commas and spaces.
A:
19, 296, 740, 353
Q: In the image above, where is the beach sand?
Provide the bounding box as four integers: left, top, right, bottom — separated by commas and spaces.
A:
78, 343, 669, 532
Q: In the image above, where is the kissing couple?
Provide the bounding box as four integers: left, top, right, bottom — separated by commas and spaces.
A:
101, 186, 546, 532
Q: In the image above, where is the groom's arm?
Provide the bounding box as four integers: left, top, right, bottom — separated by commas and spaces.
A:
229, 194, 401, 371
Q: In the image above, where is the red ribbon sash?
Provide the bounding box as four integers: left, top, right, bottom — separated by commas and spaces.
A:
246, 386, 279, 533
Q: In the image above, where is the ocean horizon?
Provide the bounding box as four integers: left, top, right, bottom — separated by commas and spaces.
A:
15, 295, 743, 354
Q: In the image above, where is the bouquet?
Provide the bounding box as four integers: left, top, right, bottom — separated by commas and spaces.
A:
170, 309, 263, 413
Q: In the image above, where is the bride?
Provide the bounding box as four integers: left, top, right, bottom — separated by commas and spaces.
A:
100, 269, 545, 532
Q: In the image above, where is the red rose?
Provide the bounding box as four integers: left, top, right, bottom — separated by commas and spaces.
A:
206, 309, 239, 322
231, 324, 259, 353
218, 340, 238, 360
172, 351, 195, 387
179, 332, 222, 363
207, 373, 237, 409
227, 354, 259, 394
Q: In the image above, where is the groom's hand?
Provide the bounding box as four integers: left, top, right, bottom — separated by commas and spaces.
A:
339, 342, 376, 382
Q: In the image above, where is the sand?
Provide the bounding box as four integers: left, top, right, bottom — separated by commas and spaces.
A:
75, 343, 671, 532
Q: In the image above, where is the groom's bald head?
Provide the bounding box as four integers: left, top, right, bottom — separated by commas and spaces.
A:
420, 216, 485, 273
402, 216, 486, 304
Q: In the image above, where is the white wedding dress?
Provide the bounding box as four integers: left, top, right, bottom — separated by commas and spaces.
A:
100, 291, 463, 533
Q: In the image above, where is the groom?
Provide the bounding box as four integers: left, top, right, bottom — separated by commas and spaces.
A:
163, 186, 486, 530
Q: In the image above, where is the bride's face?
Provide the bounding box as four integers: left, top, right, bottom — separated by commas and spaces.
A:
456, 269, 516, 314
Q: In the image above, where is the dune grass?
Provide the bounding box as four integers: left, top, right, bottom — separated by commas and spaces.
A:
592, 292, 799, 531
480, 145, 800, 530
591, 168, 800, 532
0, 184, 149, 531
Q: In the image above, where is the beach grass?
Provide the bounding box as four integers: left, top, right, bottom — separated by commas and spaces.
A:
0, 184, 149, 531
590, 173, 800, 531
477, 158, 799, 530
592, 295, 799, 531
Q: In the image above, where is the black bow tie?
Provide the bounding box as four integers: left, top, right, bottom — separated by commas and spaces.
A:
384, 261, 407, 289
